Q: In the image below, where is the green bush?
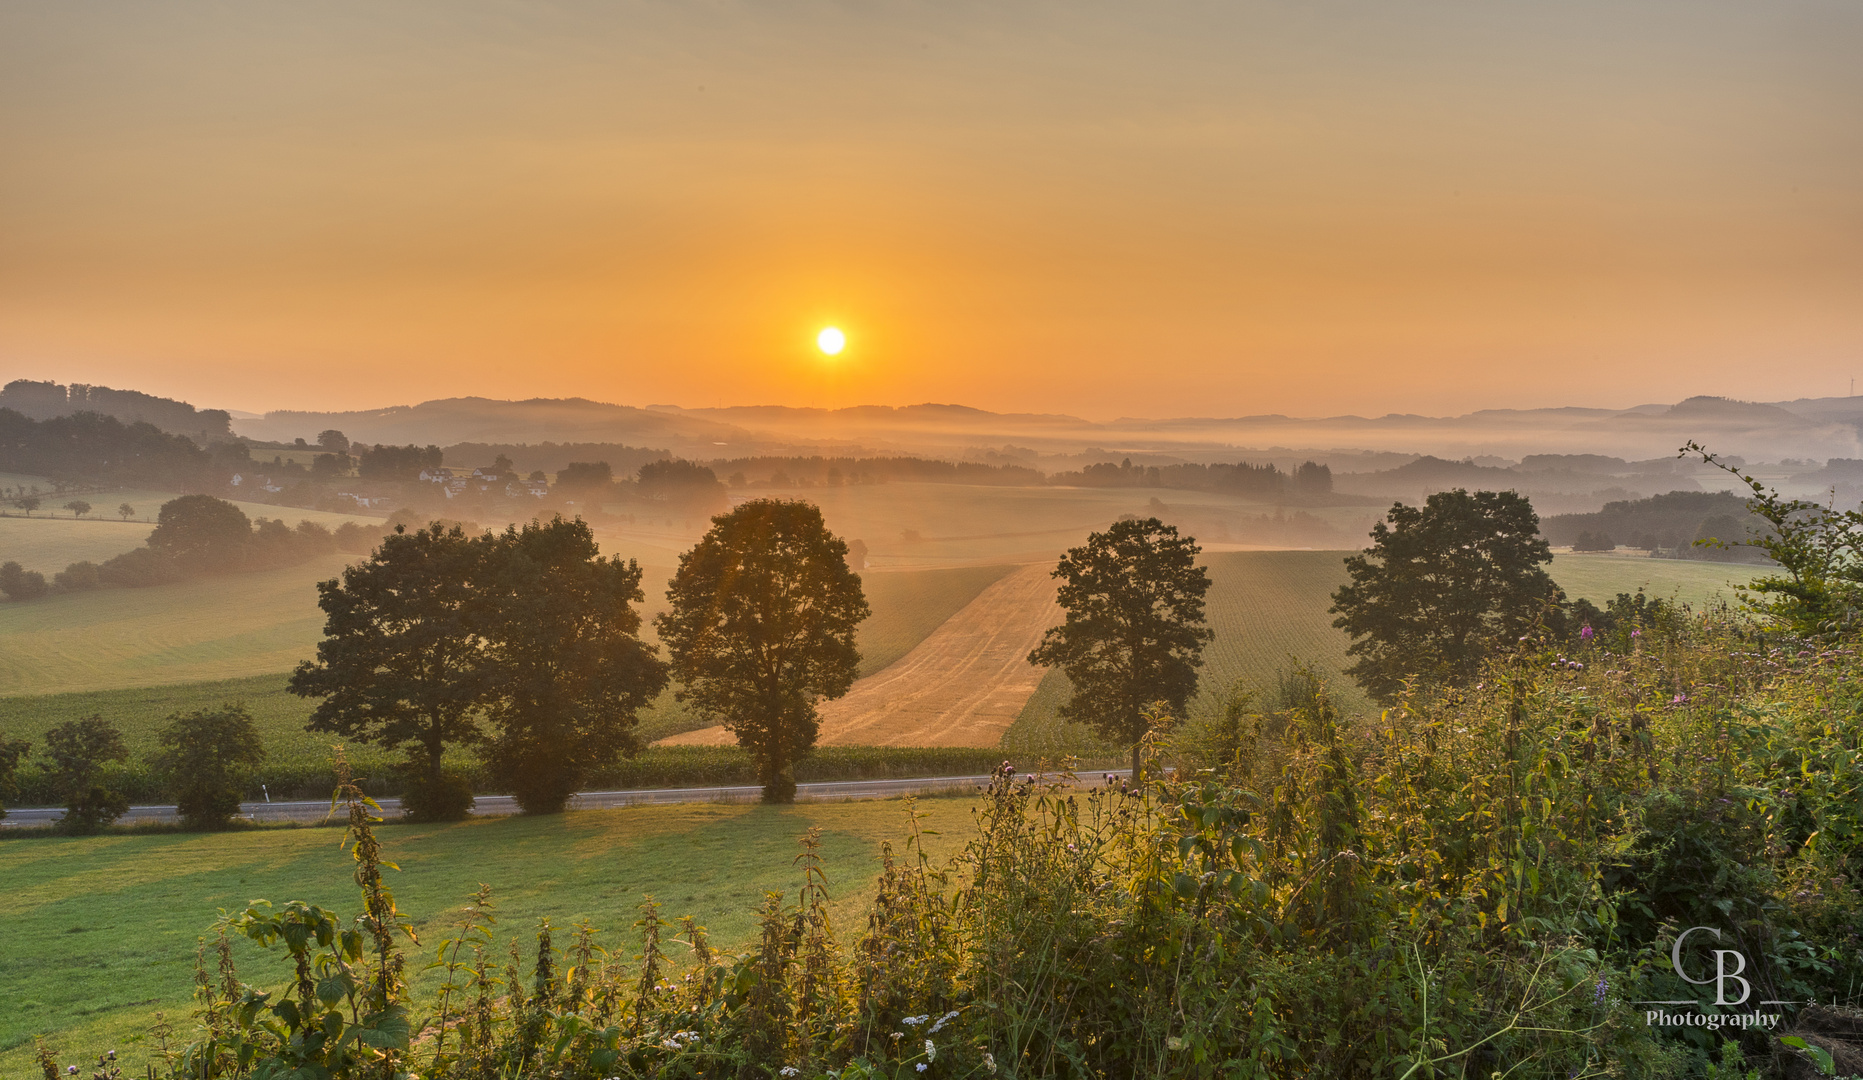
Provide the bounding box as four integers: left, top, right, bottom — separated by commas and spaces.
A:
397, 763, 475, 822
152, 704, 267, 829
42, 715, 130, 833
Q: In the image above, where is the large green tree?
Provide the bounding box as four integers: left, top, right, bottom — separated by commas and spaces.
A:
291, 523, 487, 820
1028, 517, 1213, 784
1330, 488, 1561, 703
474, 516, 669, 814
153, 704, 267, 829
658, 500, 870, 803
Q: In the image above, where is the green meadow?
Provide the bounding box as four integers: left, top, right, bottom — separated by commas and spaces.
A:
0, 797, 980, 1080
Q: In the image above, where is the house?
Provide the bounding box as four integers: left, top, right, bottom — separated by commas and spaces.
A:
230, 473, 283, 493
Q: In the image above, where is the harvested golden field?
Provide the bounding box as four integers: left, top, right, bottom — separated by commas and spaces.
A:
660, 562, 1061, 748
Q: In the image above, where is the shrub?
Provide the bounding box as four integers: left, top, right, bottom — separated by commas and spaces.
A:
41, 715, 130, 832
0, 559, 49, 599
397, 763, 475, 823
97, 546, 184, 587
151, 704, 267, 829
333, 520, 378, 553
55, 560, 100, 591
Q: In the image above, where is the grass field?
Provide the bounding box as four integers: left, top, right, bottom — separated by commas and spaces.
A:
1548, 551, 1754, 608
0, 797, 981, 1080
1002, 550, 1759, 755
0, 555, 360, 696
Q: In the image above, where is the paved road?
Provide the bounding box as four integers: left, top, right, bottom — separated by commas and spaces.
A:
0, 770, 1130, 828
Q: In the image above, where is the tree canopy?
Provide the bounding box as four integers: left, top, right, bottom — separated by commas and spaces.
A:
1027, 516, 1213, 783
147, 494, 253, 572
474, 516, 670, 813
658, 499, 869, 802
1329, 488, 1561, 703
152, 704, 267, 829
290, 523, 487, 820
42, 715, 130, 833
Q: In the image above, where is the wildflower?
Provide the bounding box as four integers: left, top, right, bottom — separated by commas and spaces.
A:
1631, 629, 1642, 638
781, 1069, 800, 1078
929, 1010, 960, 1034
903, 1014, 928, 1027
916, 1067, 927, 1074
1671, 693, 1688, 705
1166, 1036, 1186, 1051
1593, 976, 1608, 1005
982, 1052, 998, 1074
1580, 625, 1594, 642
925, 1038, 937, 1061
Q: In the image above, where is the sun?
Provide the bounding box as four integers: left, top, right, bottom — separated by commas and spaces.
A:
816, 327, 846, 356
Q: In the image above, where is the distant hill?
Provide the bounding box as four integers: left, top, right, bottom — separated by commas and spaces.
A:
232, 392, 1863, 467
0, 379, 232, 439
235, 397, 764, 458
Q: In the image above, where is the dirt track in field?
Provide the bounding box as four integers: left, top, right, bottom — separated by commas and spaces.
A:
656, 562, 1061, 748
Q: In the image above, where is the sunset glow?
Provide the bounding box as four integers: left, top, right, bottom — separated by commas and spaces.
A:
0, 2, 1858, 417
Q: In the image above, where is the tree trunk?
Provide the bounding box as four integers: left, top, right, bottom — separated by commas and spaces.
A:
1130, 740, 1142, 790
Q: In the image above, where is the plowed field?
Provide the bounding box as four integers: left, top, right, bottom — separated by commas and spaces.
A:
658, 562, 1061, 748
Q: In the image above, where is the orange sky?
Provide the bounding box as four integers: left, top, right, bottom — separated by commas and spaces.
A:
2, 1, 1860, 418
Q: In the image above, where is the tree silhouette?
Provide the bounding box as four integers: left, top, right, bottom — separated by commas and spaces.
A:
1028, 517, 1213, 784
291, 523, 487, 820
1330, 489, 1560, 703
147, 494, 251, 572
658, 500, 869, 803
474, 517, 669, 814
65, 500, 91, 518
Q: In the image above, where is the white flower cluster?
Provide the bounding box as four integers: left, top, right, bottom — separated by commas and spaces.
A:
659, 1029, 699, 1051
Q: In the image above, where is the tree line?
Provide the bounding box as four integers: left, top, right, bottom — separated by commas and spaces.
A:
0, 494, 382, 600
0, 706, 266, 832
289, 501, 867, 815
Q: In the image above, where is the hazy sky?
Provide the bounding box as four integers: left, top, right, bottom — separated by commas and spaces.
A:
2, 1, 1859, 418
